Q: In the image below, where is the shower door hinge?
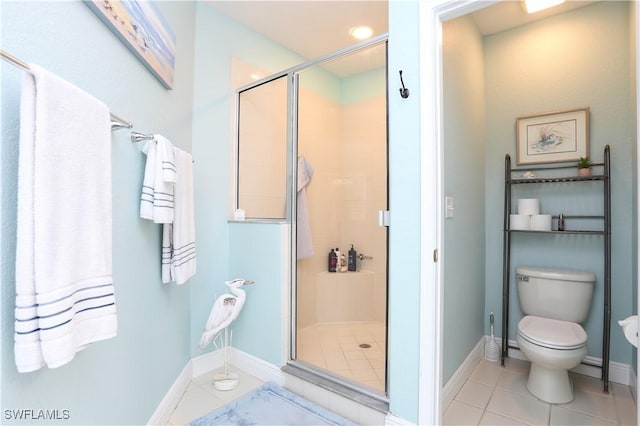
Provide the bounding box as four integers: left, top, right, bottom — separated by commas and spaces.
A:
433, 249, 438, 263
378, 210, 390, 227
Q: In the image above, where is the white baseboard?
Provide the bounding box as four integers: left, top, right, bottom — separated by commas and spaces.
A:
229, 347, 284, 385
191, 348, 224, 377
151, 340, 636, 425
147, 360, 193, 425
191, 346, 283, 384
148, 346, 284, 424
629, 366, 637, 402
441, 337, 485, 411
503, 338, 634, 386
385, 413, 415, 425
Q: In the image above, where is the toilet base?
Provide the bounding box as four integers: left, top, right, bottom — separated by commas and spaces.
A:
526, 363, 574, 404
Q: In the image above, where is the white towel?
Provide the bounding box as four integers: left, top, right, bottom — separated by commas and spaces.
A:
162, 147, 196, 284
15, 64, 117, 372
140, 135, 176, 223
297, 156, 314, 259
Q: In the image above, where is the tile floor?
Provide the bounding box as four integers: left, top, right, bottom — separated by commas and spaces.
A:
444, 358, 638, 426
166, 364, 388, 425
168, 357, 637, 425
167, 366, 264, 425
296, 321, 387, 392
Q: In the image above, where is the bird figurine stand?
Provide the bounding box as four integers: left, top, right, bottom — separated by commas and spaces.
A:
199, 278, 254, 391
213, 328, 237, 390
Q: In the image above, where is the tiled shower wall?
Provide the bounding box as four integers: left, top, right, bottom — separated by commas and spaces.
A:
297, 90, 387, 328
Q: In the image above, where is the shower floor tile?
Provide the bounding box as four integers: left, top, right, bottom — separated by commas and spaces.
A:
297, 321, 386, 393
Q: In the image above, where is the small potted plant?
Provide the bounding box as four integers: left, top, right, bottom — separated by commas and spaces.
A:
576, 156, 592, 177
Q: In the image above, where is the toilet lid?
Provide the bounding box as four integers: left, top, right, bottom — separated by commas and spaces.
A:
517, 316, 587, 350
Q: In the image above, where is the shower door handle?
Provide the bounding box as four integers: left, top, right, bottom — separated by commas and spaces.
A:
378, 210, 390, 227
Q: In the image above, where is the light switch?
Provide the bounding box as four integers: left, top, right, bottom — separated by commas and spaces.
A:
445, 195, 454, 219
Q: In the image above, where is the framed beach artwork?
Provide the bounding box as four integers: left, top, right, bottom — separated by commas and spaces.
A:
85, 0, 175, 89
516, 108, 589, 165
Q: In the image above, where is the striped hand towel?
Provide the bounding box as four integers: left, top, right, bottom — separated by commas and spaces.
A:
162, 147, 196, 284
140, 135, 176, 223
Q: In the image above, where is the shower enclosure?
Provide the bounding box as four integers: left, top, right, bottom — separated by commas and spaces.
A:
235, 38, 388, 396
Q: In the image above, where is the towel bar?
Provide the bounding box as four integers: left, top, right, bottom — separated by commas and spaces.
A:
1, 49, 132, 130
131, 132, 154, 143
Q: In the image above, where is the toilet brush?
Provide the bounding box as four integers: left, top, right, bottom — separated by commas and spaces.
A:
485, 312, 500, 362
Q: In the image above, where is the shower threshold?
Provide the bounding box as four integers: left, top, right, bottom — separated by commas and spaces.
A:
282, 362, 389, 414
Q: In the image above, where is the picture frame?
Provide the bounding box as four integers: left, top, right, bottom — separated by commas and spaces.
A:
84, 0, 175, 89
516, 107, 589, 165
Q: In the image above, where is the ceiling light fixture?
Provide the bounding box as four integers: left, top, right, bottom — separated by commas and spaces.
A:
522, 0, 565, 14
349, 26, 373, 40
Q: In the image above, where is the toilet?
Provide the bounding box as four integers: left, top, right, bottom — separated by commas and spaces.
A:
515, 266, 595, 404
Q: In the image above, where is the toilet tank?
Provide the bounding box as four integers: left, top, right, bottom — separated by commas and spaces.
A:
516, 266, 595, 323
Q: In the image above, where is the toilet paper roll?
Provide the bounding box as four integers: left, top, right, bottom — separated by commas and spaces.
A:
518, 198, 540, 215
530, 214, 552, 231
510, 214, 531, 230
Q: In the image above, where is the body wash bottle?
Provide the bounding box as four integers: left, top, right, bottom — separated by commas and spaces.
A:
348, 245, 357, 271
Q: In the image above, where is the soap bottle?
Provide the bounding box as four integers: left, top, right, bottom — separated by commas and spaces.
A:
340, 253, 347, 272
328, 249, 337, 272
558, 213, 565, 231
348, 245, 357, 271
334, 248, 341, 272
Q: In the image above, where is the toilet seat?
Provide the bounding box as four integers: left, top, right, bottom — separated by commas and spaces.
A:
517, 315, 587, 350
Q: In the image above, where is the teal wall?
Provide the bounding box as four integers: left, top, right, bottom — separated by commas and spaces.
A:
2, 2, 635, 425
192, 5, 424, 422
386, 1, 422, 422
442, 14, 486, 384
483, 2, 635, 364
189, 3, 304, 361
227, 223, 284, 366
0, 1, 196, 424
193, 3, 423, 422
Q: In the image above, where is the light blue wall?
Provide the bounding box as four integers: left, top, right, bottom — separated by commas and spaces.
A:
484, 2, 635, 364
0, 1, 196, 424
442, 15, 486, 384
8, 3, 631, 425
386, 1, 422, 422
228, 223, 284, 366
193, 2, 424, 422
189, 3, 305, 360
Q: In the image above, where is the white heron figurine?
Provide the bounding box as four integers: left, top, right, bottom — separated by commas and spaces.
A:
199, 278, 254, 390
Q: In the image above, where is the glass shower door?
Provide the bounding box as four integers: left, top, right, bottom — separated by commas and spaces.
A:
293, 41, 388, 394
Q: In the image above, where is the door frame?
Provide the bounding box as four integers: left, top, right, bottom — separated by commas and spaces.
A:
418, 1, 639, 424
286, 35, 392, 407
417, 2, 500, 423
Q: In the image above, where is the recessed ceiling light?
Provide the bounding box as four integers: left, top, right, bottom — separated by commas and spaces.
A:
349, 26, 373, 40
522, 0, 565, 14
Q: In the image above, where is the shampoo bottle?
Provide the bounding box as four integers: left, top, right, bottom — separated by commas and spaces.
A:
328, 249, 337, 272
348, 245, 357, 271
334, 248, 341, 272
